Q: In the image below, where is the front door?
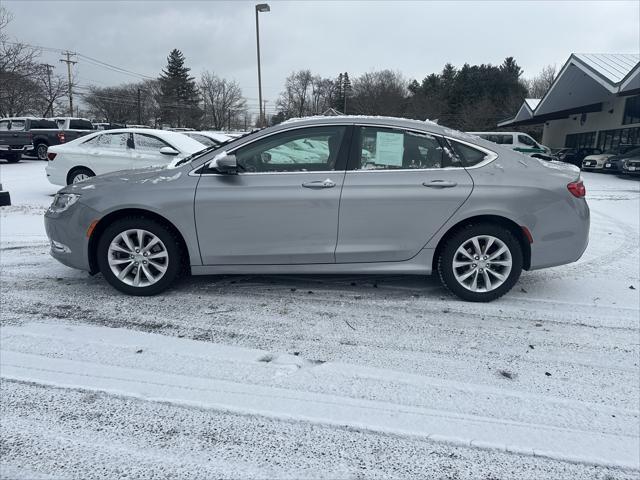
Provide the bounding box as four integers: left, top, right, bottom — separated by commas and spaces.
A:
194, 125, 351, 265
336, 126, 474, 263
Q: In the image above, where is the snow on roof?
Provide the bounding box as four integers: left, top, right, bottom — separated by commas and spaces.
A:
281, 114, 440, 127
573, 53, 639, 84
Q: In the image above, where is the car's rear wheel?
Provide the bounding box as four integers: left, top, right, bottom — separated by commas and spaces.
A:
97, 217, 182, 296
35, 143, 48, 161
67, 167, 95, 185
437, 223, 523, 302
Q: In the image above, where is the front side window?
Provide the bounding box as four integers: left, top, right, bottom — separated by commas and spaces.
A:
8, 120, 26, 131
355, 127, 459, 170
499, 135, 514, 145
187, 133, 218, 147
518, 135, 537, 147
234, 126, 346, 173
134, 133, 170, 152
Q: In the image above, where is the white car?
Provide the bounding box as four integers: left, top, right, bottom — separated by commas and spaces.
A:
581, 151, 616, 171
182, 131, 232, 148
45, 128, 206, 186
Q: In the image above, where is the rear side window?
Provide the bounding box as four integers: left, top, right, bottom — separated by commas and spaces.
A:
187, 133, 218, 147
449, 140, 492, 167
31, 120, 57, 129
518, 135, 538, 147
69, 120, 93, 130
356, 127, 461, 170
0, 120, 10, 131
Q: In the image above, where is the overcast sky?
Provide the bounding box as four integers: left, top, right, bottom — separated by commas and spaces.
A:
4, 0, 639, 116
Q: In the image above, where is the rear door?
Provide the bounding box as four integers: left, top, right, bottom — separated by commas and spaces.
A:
81, 132, 134, 175
335, 125, 474, 263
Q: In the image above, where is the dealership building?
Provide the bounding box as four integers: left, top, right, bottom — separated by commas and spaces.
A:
499, 53, 640, 151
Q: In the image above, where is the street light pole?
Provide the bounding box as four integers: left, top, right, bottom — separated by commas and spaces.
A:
255, 3, 270, 127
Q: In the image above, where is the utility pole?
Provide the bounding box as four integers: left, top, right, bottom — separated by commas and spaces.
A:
59, 51, 77, 117
137, 88, 142, 124
42, 64, 54, 117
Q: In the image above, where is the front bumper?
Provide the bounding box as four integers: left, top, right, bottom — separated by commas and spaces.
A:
622, 163, 640, 175
0, 144, 32, 152
44, 202, 100, 272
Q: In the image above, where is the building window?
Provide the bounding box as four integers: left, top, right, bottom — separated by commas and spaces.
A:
596, 127, 640, 152
565, 131, 596, 149
623, 95, 640, 125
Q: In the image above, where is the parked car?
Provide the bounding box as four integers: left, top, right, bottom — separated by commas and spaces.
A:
93, 122, 126, 130
602, 148, 640, 173
556, 148, 602, 167
468, 132, 549, 156
44, 116, 589, 302
0, 118, 33, 163
45, 128, 206, 186
182, 131, 232, 147
620, 149, 640, 176
583, 144, 640, 171
29, 117, 94, 161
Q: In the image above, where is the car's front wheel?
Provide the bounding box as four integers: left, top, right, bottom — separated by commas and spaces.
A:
97, 217, 182, 296
437, 224, 523, 302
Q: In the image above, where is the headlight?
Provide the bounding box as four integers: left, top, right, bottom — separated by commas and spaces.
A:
48, 193, 80, 213
623, 160, 629, 168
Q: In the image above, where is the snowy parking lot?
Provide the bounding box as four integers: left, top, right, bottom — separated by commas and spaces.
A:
1, 159, 639, 479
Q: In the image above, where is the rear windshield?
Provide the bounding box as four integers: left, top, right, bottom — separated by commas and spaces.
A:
6, 120, 26, 131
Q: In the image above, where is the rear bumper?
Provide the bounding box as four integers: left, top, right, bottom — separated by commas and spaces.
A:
528, 198, 590, 270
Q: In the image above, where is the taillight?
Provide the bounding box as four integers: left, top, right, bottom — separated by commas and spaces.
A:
47, 152, 56, 161
567, 180, 586, 198
57, 132, 66, 143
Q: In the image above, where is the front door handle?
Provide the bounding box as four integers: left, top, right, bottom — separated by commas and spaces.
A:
423, 180, 457, 188
302, 179, 336, 189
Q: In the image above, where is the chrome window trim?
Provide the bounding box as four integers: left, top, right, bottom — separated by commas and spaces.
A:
189, 122, 498, 176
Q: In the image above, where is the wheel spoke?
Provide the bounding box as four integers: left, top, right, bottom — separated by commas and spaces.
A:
141, 264, 154, 282
148, 260, 167, 273
457, 248, 475, 261
132, 267, 141, 286
110, 243, 131, 254
489, 259, 511, 266
147, 251, 168, 260
488, 245, 508, 261
136, 229, 145, 249
486, 268, 506, 281
117, 262, 135, 280
457, 267, 477, 282
471, 237, 482, 256
470, 270, 479, 290
482, 237, 495, 255
142, 237, 160, 253
120, 232, 136, 252
482, 270, 492, 290
109, 257, 132, 266
453, 260, 474, 268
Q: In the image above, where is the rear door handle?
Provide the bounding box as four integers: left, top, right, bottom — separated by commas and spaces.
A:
302, 179, 336, 189
422, 180, 457, 188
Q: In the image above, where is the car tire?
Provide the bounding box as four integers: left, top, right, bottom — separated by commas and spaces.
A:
437, 223, 523, 302
67, 167, 95, 185
4, 153, 21, 163
35, 143, 48, 161
97, 217, 182, 296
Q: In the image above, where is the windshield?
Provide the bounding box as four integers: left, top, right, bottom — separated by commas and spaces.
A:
173, 129, 261, 167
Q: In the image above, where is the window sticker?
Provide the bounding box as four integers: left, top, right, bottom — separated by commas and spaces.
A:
375, 131, 404, 166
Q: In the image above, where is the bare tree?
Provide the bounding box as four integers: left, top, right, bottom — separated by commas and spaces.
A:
351, 70, 407, 116
524, 64, 556, 99
199, 71, 246, 130
276, 70, 337, 119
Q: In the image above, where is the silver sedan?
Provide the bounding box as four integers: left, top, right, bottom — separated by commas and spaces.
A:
44, 116, 589, 302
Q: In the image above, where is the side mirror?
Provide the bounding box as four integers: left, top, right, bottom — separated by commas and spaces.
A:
208, 151, 238, 174
160, 146, 180, 156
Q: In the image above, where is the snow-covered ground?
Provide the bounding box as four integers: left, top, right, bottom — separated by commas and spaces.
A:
1, 159, 639, 479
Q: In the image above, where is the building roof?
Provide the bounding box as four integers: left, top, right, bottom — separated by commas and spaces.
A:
498, 53, 640, 127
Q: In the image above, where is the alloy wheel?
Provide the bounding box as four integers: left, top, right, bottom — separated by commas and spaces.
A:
107, 229, 169, 287
452, 235, 512, 292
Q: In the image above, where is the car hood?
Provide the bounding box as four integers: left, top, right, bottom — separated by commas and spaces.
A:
60, 164, 185, 194
584, 154, 614, 161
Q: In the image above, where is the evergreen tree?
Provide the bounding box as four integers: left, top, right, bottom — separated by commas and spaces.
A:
158, 49, 201, 127
342, 72, 351, 114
